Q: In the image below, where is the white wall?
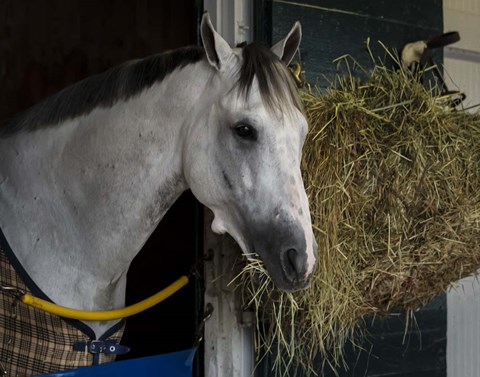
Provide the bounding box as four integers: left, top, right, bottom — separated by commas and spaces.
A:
444, 0, 480, 108
444, 1, 480, 376
202, 3, 255, 377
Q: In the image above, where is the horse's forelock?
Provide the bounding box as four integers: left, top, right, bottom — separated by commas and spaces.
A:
237, 42, 303, 114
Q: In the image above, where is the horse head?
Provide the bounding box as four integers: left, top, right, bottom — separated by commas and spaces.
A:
184, 14, 317, 292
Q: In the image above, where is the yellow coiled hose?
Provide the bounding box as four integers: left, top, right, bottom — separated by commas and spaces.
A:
20, 275, 189, 321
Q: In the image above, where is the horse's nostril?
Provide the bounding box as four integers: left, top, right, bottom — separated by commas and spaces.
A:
282, 248, 307, 283
287, 248, 300, 274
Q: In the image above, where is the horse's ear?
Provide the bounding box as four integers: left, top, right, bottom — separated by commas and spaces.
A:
201, 12, 233, 71
271, 21, 302, 65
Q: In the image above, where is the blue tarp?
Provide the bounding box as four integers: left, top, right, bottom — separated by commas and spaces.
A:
37, 348, 196, 377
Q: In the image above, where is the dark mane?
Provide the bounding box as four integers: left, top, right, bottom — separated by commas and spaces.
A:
0, 42, 301, 137
238, 42, 303, 113
0, 46, 205, 136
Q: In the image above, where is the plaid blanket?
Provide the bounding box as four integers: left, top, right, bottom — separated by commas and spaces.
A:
0, 247, 125, 376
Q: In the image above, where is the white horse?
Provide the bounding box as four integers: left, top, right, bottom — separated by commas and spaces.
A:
0, 14, 316, 344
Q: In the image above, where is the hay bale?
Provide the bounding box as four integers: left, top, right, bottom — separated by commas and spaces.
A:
238, 50, 480, 375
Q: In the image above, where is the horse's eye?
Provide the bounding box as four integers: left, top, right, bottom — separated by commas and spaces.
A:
234, 124, 257, 140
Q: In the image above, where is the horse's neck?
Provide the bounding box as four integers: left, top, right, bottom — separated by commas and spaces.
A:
0, 61, 212, 337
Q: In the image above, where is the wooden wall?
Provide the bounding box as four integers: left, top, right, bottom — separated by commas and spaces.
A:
0, 0, 196, 121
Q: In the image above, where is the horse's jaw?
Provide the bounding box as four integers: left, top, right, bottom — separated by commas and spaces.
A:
210, 211, 252, 255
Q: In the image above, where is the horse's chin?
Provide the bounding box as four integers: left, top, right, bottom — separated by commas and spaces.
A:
211, 214, 228, 234
210, 213, 252, 254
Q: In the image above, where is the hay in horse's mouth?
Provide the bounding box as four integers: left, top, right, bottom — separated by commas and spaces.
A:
235, 43, 480, 376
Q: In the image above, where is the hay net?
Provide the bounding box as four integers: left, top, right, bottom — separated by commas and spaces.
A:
237, 45, 480, 376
